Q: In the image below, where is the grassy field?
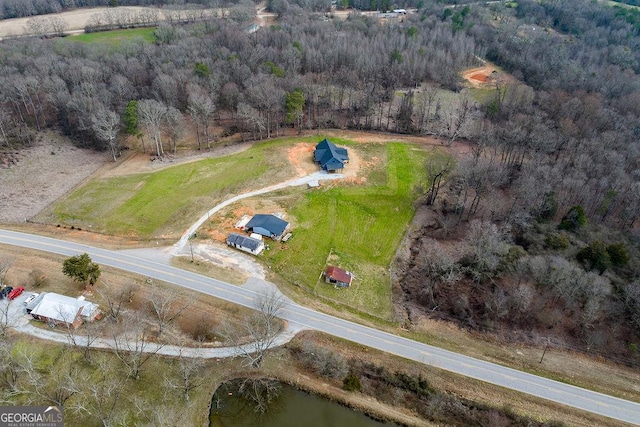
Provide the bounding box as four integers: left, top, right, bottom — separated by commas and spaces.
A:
263, 142, 430, 319
42, 140, 302, 239
67, 27, 157, 44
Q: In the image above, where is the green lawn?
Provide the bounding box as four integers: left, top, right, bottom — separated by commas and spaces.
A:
263, 142, 431, 319
469, 87, 497, 104
68, 27, 157, 44
43, 140, 302, 239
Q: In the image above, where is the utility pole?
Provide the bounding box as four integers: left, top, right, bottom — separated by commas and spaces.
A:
188, 232, 197, 262
539, 338, 550, 364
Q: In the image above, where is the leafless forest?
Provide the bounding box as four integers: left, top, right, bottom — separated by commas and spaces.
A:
1, 0, 639, 365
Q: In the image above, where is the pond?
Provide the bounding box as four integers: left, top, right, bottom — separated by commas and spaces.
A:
210, 378, 395, 427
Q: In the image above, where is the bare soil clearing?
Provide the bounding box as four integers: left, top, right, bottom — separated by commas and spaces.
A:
0, 6, 217, 39
462, 65, 497, 88
0, 7, 150, 38
462, 63, 515, 88
0, 135, 108, 223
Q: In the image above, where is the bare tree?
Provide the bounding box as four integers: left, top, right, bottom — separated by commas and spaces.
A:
238, 102, 265, 141
0, 259, 13, 287
187, 89, 216, 150
238, 377, 282, 414
625, 282, 640, 333
445, 91, 473, 146
24, 17, 48, 37
49, 17, 68, 37
137, 99, 167, 157
415, 85, 440, 134
22, 354, 81, 407
0, 340, 22, 400
80, 322, 99, 363
466, 220, 511, 282
91, 109, 120, 162
0, 300, 12, 337
111, 316, 164, 380
73, 355, 125, 427
220, 289, 286, 368
164, 107, 184, 154
60, 305, 81, 347
0, 107, 11, 147
246, 75, 284, 139
134, 396, 191, 426
98, 280, 135, 322
29, 268, 48, 288
424, 155, 453, 206
163, 349, 205, 401
148, 290, 189, 336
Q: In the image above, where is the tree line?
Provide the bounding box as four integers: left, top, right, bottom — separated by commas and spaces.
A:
0, 5, 477, 150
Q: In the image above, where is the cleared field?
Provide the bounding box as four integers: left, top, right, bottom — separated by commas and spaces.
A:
67, 27, 157, 44
264, 142, 431, 319
38, 139, 301, 239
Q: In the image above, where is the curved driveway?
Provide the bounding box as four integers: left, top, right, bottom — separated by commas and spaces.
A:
1, 229, 639, 425
174, 171, 342, 253
3, 290, 303, 359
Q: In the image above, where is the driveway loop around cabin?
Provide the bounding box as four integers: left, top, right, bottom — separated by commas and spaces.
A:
4, 292, 307, 358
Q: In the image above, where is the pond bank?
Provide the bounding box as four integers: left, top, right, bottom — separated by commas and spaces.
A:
206, 368, 430, 427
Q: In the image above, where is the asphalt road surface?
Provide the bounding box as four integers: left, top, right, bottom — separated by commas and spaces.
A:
1, 229, 639, 425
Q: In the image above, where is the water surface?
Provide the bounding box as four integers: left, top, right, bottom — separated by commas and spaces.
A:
210, 379, 394, 427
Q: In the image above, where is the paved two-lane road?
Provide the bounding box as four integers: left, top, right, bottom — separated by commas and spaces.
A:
1, 229, 639, 425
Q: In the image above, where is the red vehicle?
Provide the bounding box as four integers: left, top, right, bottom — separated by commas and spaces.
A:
8, 286, 24, 300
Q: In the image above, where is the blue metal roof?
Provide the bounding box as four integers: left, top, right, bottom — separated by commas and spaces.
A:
314, 139, 349, 171
245, 214, 289, 237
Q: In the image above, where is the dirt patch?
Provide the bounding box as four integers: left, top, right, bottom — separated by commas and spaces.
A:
0, 6, 219, 39
0, 135, 108, 224
469, 72, 487, 82
462, 65, 496, 88
287, 143, 317, 177
461, 63, 517, 89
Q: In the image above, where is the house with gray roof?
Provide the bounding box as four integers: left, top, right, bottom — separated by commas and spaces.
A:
226, 233, 265, 255
314, 139, 349, 172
